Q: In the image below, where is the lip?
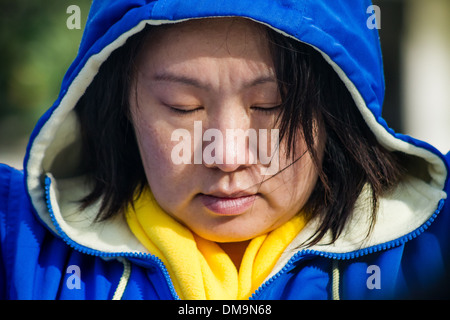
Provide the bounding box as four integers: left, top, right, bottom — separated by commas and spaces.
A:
199, 193, 258, 216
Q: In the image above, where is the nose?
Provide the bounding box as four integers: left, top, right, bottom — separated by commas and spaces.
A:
202, 111, 257, 172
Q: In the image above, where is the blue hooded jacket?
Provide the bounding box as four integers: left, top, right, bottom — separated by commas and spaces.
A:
1, 0, 449, 300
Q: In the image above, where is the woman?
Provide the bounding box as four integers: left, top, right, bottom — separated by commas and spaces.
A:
0, 0, 449, 300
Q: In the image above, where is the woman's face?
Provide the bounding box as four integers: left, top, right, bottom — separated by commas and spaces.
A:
130, 18, 324, 243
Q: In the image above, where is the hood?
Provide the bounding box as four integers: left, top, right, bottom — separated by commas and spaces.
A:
24, 0, 448, 263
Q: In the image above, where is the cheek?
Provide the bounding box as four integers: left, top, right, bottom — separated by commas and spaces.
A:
134, 122, 171, 173
132, 118, 189, 199
271, 153, 319, 209
268, 132, 321, 210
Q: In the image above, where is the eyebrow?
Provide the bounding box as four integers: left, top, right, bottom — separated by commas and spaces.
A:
152, 72, 277, 91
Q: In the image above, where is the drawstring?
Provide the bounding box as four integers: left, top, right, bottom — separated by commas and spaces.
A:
112, 258, 131, 300
332, 260, 340, 300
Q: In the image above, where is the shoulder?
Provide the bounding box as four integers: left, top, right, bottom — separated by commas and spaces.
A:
442, 151, 450, 221
0, 163, 26, 218
0, 164, 58, 298
443, 151, 450, 207
0, 163, 48, 258
0, 163, 20, 195
0, 163, 30, 216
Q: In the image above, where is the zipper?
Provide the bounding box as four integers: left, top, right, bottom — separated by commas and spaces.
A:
45, 176, 446, 300
44, 176, 180, 300
250, 197, 446, 299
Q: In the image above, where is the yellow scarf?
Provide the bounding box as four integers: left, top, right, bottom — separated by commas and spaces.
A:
126, 188, 306, 300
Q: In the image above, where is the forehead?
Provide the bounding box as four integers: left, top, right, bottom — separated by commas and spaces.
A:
137, 18, 273, 70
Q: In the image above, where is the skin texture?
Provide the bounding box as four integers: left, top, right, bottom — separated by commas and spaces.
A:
129, 18, 325, 257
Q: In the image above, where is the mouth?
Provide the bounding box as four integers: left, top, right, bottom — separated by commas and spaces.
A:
199, 193, 259, 216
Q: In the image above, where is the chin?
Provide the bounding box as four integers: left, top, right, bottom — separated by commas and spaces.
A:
192, 222, 267, 243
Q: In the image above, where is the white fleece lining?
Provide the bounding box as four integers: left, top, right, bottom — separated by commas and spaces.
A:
46, 173, 148, 254
269, 176, 446, 275
26, 17, 447, 264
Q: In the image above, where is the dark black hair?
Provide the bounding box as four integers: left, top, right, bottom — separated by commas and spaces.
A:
265, 28, 404, 244
75, 22, 405, 245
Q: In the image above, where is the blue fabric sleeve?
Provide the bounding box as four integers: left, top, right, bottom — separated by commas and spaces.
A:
0, 164, 47, 299
0, 164, 15, 299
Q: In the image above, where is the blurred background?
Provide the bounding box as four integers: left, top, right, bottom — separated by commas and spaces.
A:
0, 0, 91, 168
0, 0, 449, 170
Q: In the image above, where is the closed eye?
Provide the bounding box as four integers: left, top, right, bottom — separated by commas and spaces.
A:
251, 104, 282, 114
166, 104, 204, 115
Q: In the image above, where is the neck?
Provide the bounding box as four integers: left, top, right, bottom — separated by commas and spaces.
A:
219, 240, 251, 270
